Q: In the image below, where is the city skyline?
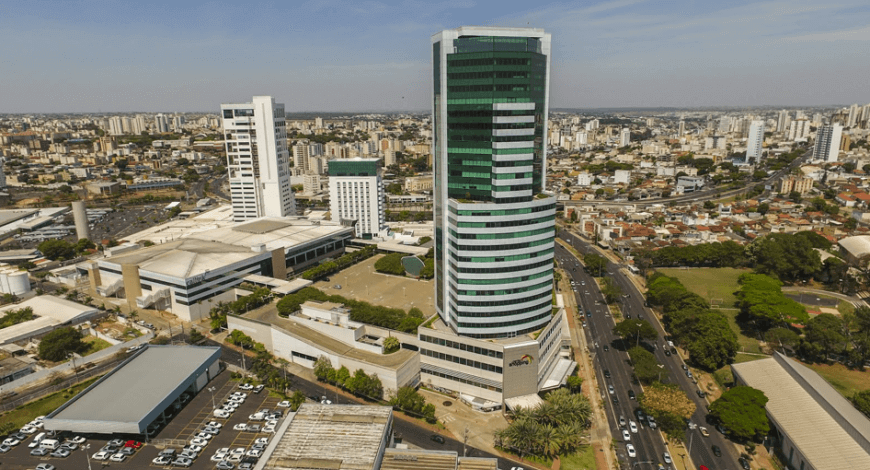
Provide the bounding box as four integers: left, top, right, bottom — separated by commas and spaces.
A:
2, 0, 869, 113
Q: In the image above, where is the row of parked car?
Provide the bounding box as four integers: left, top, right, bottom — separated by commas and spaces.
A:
151, 419, 224, 467
90, 439, 143, 463
210, 438, 270, 470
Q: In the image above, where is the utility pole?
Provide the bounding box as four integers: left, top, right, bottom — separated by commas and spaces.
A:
462, 426, 469, 457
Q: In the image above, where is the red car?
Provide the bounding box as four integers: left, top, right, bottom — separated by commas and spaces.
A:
124, 440, 142, 449
699, 466, 710, 470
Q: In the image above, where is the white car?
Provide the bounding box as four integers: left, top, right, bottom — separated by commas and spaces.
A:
233, 423, 248, 431
211, 452, 229, 462
629, 421, 638, 433
663, 452, 672, 464
232, 392, 248, 398
184, 445, 203, 454
70, 436, 87, 444
110, 453, 127, 462
190, 438, 209, 447
262, 425, 275, 434
277, 400, 291, 408
19, 425, 37, 434
28, 421, 45, 429
254, 438, 269, 446
246, 449, 263, 458
194, 432, 213, 440
206, 421, 223, 429
626, 444, 636, 458
622, 430, 631, 442
227, 453, 244, 463
230, 447, 246, 456
92, 451, 111, 460
214, 409, 231, 418
2, 438, 19, 447
239, 383, 253, 390
249, 412, 265, 421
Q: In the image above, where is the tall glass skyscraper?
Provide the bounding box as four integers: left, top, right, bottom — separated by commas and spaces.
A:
432, 27, 555, 339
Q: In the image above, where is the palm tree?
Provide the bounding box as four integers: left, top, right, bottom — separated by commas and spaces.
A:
289, 390, 306, 411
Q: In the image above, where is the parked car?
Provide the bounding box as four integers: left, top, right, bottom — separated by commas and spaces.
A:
50, 448, 71, 458
253, 385, 265, 394
92, 451, 111, 460
171, 457, 193, 467
153, 455, 173, 465
0, 444, 10, 453
35, 464, 56, 470
216, 461, 235, 470
233, 423, 248, 431
699, 426, 710, 437
739, 457, 751, 469
3, 438, 20, 447
214, 409, 231, 418
110, 453, 127, 462
30, 448, 49, 457
712, 445, 722, 457
277, 400, 291, 408
629, 421, 638, 433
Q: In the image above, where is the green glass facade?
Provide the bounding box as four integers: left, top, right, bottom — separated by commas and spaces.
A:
433, 28, 555, 339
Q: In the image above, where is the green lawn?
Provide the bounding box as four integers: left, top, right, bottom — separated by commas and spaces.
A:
734, 353, 768, 364
802, 361, 870, 398
0, 376, 101, 429
83, 336, 113, 354
560, 446, 597, 470
718, 309, 763, 354
657, 267, 749, 308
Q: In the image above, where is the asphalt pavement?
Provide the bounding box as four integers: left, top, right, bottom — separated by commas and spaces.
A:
557, 229, 741, 470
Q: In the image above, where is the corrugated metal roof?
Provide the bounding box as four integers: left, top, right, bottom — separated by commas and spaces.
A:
731, 354, 870, 470
46, 345, 220, 431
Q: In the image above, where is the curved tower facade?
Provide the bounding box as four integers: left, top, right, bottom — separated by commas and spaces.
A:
432, 27, 555, 339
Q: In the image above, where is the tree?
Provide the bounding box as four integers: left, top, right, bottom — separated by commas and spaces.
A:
852, 390, 870, 418
613, 319, 658, 347
38, 326, 88, 362
747, 233, 822, 282
627, 346, 662, 384
313, 356, 333, 382
639, 382, 696, 440
764, 327, 799, 352
583, 253, 608, 276
736, 273, 809, 328
600, 277, 622, 304
685, 312, 738, 370
37, 239, 75, 261
709, 386, 769, 442
383, 336, 400, 354
566, 375, 583, 393
757, 203, 770, 215
374, 253, 406, 276
289, 390, 306, 411
804, 313, 846, 357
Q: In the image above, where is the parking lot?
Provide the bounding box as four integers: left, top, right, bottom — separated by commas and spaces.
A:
0, 369, 290, 470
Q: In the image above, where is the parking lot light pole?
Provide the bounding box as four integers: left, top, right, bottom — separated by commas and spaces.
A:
82, 444, 93, 470
208, 386, 216, 410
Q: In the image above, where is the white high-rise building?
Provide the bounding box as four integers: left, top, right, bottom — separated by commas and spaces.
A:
292, 141, 310, 172
788, 119, 811, 141
847, 104, 859, 127
777, 110, 790, 132
746, 120, 764, 164
619, 128, 630, 147
221, 96, 295, 222
155, 114, 169, 133
814, 124, 843, 163
678, 120, 685, 136
328, 158, 386, 239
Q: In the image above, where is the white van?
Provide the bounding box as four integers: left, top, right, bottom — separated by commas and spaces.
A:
28, 432, 46, 448
40, 438, 60, 450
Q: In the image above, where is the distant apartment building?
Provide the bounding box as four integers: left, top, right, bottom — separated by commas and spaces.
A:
577, 172, 592, 186
619, 128, 630, 147
788, 119, 811, 141
220, 96, 295, 222
705, 135, 726, 150
814, 124, 844, 162
613, 169, 630, 185
154, 114, 169, 133
303, 173, 321, 196
328, 158, 387, 239
780, 176, 814, 195
745, 120, 765, 164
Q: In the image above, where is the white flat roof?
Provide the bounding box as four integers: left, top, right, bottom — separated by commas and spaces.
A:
262, 404, 391, 470
732, 354, 870, 469
0, 296, 99, 344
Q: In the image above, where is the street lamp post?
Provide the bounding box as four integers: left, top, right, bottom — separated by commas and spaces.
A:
208, 386, 216, 410
82, 444, 93, 470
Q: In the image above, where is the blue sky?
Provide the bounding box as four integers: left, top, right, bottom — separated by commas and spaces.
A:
1, 0, 868, 113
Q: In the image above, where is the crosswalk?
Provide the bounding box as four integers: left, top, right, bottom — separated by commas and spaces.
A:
440, 414, 455, 424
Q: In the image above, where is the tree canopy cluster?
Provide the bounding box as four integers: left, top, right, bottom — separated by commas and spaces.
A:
647, 273, 738, 370
747, 233, 822, 282
736, 273, 809, 328
582, 253, 608, 276
0, 306, 33, 329
494, 388, 592, 459
276, 287, 424, 333
208, 287, 273, 331
639, 383, 697, 441
389, 386, 436, 423
38, 326, 89, 362
374, 253, 407, 276
641, 241, 745, 268
709, 386, 769, 443
313, 356, 384, 400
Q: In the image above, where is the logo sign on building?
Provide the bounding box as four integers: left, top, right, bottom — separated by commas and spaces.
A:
508, 354, 533, 367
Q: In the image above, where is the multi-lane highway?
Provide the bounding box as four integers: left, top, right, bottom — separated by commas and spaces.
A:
557, 229, 741, 470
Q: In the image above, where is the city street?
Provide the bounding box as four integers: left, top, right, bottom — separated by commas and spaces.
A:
557, 228, 741, 470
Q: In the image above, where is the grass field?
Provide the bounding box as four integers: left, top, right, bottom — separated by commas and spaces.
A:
0, 376, 102, 429
83, 336, 113, 354
657, 267, 749, 307
719, 309, 764, 354
561, 446, 597, 470
802, 361, 870, 398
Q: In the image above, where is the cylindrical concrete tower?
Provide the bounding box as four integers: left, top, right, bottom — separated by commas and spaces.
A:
72, 201, 90, 241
